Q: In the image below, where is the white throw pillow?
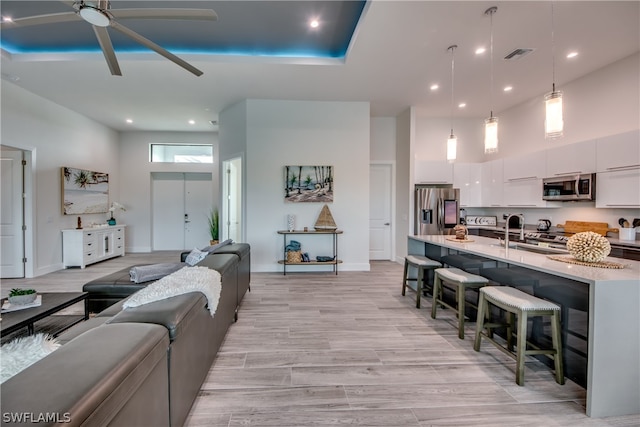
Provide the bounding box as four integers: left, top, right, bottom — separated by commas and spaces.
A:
1, 334, 60, 383
185, 247, 207, 266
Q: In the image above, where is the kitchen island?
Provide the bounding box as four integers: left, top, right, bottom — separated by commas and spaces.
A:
409, 234, 640, 419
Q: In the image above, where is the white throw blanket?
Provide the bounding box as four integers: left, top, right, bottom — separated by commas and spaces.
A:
123, 266, 221, 316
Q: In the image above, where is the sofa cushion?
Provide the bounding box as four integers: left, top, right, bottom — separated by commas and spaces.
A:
108, 293, 208, 341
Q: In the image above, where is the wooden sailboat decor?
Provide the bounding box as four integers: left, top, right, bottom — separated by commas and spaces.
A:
314, 204, 337, 230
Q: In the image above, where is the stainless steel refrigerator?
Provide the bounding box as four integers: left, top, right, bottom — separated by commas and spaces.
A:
414, 184, 460, 235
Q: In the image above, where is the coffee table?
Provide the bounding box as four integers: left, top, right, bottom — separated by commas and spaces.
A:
1, 292, 89, 338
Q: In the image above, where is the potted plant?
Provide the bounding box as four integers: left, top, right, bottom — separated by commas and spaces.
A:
8, 288, 37, 305
208, 208, 219, 245
108, 202, 126, 225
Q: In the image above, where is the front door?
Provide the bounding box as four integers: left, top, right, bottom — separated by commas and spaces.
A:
151, 172, 213, 250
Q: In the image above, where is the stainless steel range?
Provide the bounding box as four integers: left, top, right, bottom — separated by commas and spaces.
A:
524, 232, 570, 249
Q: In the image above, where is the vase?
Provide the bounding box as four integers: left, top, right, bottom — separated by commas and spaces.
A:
108, 218, 116, 226
287, 214, 295, 232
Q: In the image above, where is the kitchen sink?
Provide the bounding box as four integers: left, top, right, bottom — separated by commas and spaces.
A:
492, 239, 569, 255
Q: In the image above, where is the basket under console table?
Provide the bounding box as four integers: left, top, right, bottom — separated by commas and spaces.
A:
277, 229, 343, 275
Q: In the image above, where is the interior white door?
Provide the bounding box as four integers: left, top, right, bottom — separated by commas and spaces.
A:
1, 148, 25, 278
222, 157, 243, 242
184, 173, 214, 249
369, 164, 392, 260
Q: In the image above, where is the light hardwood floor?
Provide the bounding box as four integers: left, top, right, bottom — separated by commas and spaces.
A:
3, 255, 638, 426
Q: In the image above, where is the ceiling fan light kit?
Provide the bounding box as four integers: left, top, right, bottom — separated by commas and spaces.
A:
78, 2, 110, 27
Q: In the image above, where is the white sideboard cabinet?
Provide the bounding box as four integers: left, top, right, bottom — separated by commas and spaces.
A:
62, 225, 126, 268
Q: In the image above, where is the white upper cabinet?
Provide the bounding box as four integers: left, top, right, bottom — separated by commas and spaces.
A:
502, 151, 547, 207
503, 150, 547, 182
547, 139, 597, 176
596, 130, 640, 172
453, 163, 482, 207
480, 159, 503, 207
414, 160, 453, 184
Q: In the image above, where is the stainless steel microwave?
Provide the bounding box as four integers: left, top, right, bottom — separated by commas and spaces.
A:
542, 173, 596, 201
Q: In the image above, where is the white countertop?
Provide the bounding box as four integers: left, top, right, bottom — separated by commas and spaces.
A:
410, 234, 640, 285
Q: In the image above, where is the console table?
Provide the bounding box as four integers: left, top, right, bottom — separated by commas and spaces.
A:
62, 225, 126, 268
277, 229, 343, 275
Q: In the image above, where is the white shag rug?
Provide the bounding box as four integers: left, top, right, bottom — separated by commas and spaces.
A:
1, 333, 60, 383
123, 266, 221, 316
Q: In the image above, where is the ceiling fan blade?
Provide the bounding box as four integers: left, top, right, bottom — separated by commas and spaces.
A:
109, 8, 218, 21
109, 20, 203, 76
93, 26, 122, 76
0, 11, 80, 29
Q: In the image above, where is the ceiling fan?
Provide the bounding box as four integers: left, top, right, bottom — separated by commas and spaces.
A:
0, 0, 217, 76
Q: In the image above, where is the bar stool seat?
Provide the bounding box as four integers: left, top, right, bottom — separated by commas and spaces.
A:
474, 286, 565, 386
431, 267, 489, 339
402, 255, 442, 308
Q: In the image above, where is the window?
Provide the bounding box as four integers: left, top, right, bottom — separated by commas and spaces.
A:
150, 144, 213, 163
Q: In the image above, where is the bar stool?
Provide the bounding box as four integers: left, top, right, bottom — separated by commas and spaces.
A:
431, 267, 489, 339
401, 255, 442, 308
474, 286, 564, 386
402, 255, 442, 308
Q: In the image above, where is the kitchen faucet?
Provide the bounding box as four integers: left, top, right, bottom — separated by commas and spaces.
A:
504, 213, 525, 255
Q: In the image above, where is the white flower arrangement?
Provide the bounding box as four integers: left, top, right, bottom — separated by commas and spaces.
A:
108, 202, 126, 220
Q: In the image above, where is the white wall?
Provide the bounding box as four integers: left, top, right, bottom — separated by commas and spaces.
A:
1, 81, 119, 276
221, 99, 371, 272
118, 131, 219, 252
370, 117, 396, 161
395, 107, 413, 261
415, 117, 486, 163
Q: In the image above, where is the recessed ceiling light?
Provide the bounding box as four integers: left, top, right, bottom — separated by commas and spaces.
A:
125, 119, 133, 124
309, 19, 319, 28
567, 51, 578, 59
2, 16, 13, 23
475, 47, 486, 55
503, 86, 513, 92
188, 120, 196, 125
458, 103, 466, 108
430, 84, 439, 91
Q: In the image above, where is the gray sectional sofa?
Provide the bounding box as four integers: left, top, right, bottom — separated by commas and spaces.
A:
1, 248, 249, 427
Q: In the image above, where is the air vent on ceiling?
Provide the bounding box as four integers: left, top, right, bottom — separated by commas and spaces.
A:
504, 48, 535, 60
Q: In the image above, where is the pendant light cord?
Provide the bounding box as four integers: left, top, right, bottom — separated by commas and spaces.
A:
489, 8, 494, 118
449, 45, 456, 135
551, 2, 556, 92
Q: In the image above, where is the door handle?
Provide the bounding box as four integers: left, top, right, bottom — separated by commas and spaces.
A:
384, 223, 390, 226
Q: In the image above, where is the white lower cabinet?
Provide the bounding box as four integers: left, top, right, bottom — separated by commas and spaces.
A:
62, 226, 126, 268
596, 169, 640, 208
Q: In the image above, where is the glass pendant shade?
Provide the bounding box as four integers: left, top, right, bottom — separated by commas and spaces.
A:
447, 133, 457, 163
484, 116, 498, 153
545, 90, 563, 138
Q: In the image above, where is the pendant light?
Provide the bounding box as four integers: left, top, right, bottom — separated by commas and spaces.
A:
545, 2, 563, 138
484, 6, 498, 154
447, 44, 458, 163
